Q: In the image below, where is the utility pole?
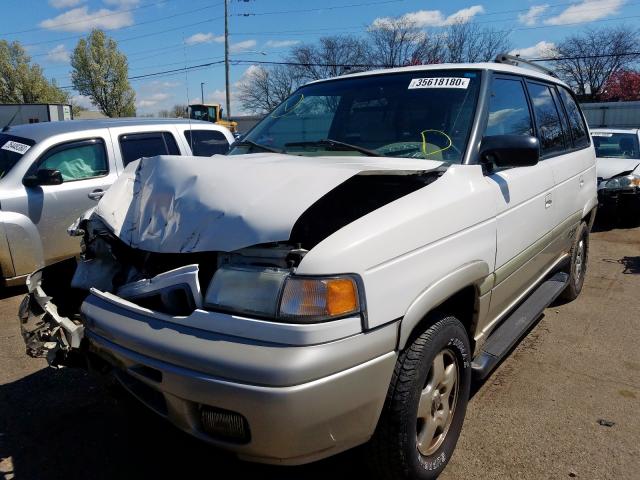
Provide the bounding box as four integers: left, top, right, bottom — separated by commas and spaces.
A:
224, 0, 231, 121
200, 82, 205, 104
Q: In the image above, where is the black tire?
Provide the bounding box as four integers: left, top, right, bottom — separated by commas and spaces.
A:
368, 314, 472, 480
560, 221, 589, 301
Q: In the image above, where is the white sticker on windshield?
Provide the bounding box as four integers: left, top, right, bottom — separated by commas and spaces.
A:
591, 132, 613, 137
2, 140, 31, 155
408, 77, 470, 89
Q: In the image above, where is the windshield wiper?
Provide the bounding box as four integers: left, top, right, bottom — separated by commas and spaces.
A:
234, 140, 282, 154
284, 139, 381, 157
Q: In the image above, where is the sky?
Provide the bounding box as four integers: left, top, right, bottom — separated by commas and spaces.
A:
0, 0, 637, 115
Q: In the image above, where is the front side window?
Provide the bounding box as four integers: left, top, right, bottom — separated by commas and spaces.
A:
592, 132, 640, 159
230, 70, 482, 163
527, 82, 567, 157
485, 77, 533, 137
184, 130, 229, 156
559, 87, 590, 149
119, 132, 180, 166
38, 139, 107, 181
0, 134, 36, 179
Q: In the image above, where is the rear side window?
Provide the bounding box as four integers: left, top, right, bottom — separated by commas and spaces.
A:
184, 130, 229, 156
485, 78, 533, 137
119, 131, 180, 166
527, 82, 567, 157
558, 87, 590, 149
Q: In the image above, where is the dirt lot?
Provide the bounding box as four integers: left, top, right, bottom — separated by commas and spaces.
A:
1, 223, 639, 480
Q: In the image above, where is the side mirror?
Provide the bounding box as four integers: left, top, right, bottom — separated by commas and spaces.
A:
23, 169, 64, 187
480, 135, 540, 168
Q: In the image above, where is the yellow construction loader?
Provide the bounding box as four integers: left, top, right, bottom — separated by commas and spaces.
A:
189, 103, 238, 133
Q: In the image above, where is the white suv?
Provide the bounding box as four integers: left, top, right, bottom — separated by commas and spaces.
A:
19, 58, 596, 479
0, 118, 234, 286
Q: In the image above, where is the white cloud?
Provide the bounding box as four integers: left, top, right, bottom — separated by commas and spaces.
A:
372, 6, 484, 29
47, 44, 70, 63
544, 0, 625, 26
136, 92, 170, 108
264, 39, 301, 49
49, 0, 84, 8
518, 5, 549, 26
184, 32, 224, 45
510, 41, 557, 59
40, 6, 134, 32
230, 39, 257, 53
71, 94, 95, 110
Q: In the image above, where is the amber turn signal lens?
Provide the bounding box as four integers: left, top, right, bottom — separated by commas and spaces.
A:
326, 278, 358, 316
279, 276, 360, 321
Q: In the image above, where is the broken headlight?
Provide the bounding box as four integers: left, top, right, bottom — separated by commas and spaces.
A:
605, 173, 640, 189
204, 264, 363, 322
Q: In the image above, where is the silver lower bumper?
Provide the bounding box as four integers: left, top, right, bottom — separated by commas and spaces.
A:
81, 293, 398, 465
89, 331, 396, 465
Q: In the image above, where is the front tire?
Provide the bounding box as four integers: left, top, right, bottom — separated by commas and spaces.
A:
560, 221, 589, 301
368, 315, 471, 480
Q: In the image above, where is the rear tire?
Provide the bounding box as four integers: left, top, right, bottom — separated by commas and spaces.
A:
560, 221, 589, 301
368, 314, 471, 480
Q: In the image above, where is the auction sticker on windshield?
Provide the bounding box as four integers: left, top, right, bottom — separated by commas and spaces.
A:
408, 77, 470, 89
2, 141, 31, 155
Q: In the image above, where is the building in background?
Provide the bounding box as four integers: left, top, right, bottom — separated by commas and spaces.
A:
0, 104, 72, 127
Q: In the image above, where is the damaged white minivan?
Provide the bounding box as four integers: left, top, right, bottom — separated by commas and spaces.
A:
19, 57, 597, 479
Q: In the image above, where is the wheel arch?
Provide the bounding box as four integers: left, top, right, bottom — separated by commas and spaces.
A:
397, 261, 491, 351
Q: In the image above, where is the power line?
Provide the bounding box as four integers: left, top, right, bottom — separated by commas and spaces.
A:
234, 0, 405, 17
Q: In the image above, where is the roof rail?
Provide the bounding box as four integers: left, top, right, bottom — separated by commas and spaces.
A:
494, 53, 558, 78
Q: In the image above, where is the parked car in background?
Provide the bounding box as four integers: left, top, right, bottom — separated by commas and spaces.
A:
0, 118, 234, 286
19, 58, 597, 479
591, 128, 640, 220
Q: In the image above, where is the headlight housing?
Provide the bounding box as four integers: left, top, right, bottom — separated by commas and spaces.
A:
204, 264, 363, 323
605, 174, 640, 189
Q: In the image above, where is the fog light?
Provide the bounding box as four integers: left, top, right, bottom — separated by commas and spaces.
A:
200, 406, 250, 443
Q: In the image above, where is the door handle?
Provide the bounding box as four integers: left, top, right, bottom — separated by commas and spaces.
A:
88, 189, 104, 200
545, 193, 552, 209
579, 176, 585, 188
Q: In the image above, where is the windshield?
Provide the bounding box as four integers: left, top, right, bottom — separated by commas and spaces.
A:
230, 70, 481, 163
0, 133, 36, 180
592, 132, 640, 159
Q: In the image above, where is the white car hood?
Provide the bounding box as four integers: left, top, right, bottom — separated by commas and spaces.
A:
596, 157, 640, 179
95, 153, 442, 253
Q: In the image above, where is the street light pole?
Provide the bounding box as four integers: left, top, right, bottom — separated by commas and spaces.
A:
200, 82, 205, 104
224, 0, 231, 121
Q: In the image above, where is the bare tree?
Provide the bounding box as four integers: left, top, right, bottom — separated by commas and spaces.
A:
367, 17, 444, 68
237, 65, 301, 114
288, 35, 371, 80
552, 25, 640, 100
443, 22, 512, 63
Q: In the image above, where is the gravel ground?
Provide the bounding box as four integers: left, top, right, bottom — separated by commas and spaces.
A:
1, 223, 638, 480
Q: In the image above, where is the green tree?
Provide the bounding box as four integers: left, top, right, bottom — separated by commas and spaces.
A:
0, 40, 70, 104
71, 29, 136, 117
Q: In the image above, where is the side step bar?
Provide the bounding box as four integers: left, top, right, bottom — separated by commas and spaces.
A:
472, 271, 569, 380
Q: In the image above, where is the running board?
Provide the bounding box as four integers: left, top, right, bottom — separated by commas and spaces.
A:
472, 271, 569, 380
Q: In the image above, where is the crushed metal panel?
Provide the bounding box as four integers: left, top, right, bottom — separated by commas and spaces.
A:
95, 154, 443, 253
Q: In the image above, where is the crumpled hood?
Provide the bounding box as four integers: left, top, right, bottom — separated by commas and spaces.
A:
95, 153, 442, 253
596, 157, 640, 180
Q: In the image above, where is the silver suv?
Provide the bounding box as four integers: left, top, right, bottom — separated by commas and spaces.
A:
0, 118, 234, 286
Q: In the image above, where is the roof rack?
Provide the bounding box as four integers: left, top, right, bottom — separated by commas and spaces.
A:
494, 53, 558, 78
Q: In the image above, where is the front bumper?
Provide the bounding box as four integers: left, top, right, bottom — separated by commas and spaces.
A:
81, 292, 398, 465
598, 186, 640, 214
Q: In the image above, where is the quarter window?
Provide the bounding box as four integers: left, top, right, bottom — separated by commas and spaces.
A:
38, 139, 108, 181
119, 132, 180, 166
558, 87, 590, 149
485, 78, 533, 137
527, 82, 567, 156
183, 130, 230, 156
